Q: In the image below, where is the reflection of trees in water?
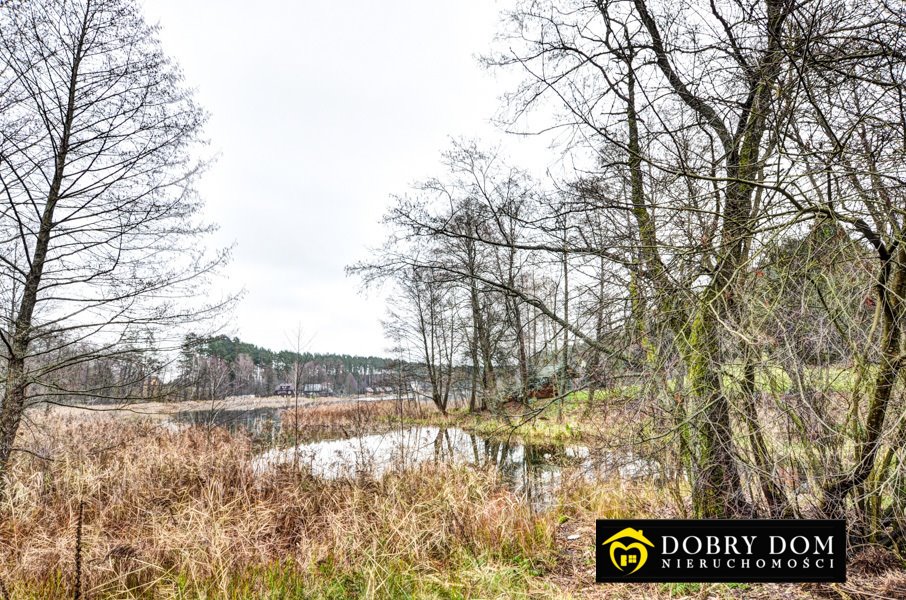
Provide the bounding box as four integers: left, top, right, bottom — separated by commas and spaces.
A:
519, 444, 568, 508
174, 408, 282, 445
432, 427, 457, 460
253, 425, 593, 510
424, 428, 568, 509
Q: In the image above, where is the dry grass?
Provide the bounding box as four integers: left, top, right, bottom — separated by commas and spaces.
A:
0, 414, 557, 599
2, 412, 904, 599
280, 399, 438, 442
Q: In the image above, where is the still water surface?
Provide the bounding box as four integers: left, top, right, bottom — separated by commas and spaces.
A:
171, 405, 659, 509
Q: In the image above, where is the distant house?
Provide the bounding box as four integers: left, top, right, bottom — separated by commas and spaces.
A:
409, 381, 431, 395
302, 382, 332, 397
274, 383, 294, 396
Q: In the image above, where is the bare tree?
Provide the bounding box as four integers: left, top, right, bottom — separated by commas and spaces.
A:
285, 322, 312, 461
349, 0, 906, 531
0, 0, 227, 485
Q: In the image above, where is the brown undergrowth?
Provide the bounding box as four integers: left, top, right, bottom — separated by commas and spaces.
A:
0, 415, 557, 598
1, 412, 904, 599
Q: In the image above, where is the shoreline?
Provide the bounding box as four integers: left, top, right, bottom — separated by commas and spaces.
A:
32, 393, 413, 420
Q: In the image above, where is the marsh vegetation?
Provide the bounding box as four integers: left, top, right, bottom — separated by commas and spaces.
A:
3, 0, 906, 597
0, 398, 900, 598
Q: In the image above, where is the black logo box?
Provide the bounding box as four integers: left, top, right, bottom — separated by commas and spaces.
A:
596, 519, 846, 583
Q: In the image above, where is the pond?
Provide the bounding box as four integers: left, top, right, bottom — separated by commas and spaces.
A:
254, 425, 659, 510
170, 405, 285, 444
170, 406, 661, 510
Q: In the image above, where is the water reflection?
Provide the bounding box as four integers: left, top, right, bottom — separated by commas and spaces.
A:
171, 406, 283, 444
253, 426, 652, 509
170, 408, 662, 510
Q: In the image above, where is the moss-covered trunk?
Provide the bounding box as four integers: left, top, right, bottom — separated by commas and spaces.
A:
823, 246, 906, 518
681, 306, 743, 517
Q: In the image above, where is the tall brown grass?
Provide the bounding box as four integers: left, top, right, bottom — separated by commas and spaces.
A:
4, 411, 899, 599
0, 415, 556, 599
280, 399, 436, 442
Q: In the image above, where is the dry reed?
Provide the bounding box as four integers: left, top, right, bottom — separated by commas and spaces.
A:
280, 399, 435, 442
0, 414, 556, 599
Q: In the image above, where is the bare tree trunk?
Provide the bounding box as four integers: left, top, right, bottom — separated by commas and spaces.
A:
823, 247, 906, 517
468, 281, 488, 410
0, 13, 85, 483
559, 225, 569, 423
476, 296, 496, 405
469, 319, 479, 412
586, 256, 607, 412
741, 353, 790, 517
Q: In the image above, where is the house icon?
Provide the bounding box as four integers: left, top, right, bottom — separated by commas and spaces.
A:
601, 527, 654, 574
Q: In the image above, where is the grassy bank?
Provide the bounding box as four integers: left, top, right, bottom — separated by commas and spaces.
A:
2, 412, 903, 599
423, 392, 641, 447
279, 399, 431, 443
2, 415, 561, 599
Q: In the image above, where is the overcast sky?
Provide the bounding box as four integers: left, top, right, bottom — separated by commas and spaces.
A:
140, 0, 553, 357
